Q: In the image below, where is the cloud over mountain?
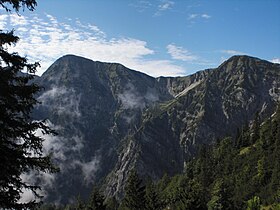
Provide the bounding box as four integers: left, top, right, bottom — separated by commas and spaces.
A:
2, 13, 185, 77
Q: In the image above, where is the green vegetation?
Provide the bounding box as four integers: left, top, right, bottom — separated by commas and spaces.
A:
152, 105, 280, 209
39, 105, 280, 209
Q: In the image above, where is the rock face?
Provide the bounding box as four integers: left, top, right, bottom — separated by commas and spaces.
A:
33, 55, 280, 202
33, 55, 172, 202
104, 55, 280, 198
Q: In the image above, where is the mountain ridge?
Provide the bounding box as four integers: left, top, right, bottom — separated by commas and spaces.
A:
31, 54, 280, 203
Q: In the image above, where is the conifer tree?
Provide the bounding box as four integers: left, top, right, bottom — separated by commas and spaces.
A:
145, 180, 162, 210
237, 122, 250, 148
105, 196, 119, 210
270, 105, 280, 198
251, 111, 260, 144
0, 1, 57, 208
87, 187, 106, 210
207, 179, 232, 210
180, 178, 205, 210
123, 170, 146, 210
246, 196, 261, 210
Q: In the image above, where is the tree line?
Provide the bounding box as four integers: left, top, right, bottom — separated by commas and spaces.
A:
39, 105, 280, 210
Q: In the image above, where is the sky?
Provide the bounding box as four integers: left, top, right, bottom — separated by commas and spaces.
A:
1, 0, 280, 77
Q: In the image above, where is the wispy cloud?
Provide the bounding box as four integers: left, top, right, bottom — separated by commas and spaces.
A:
188, 13, 198, 20
20, 118, 88, 203
167, 44, 198, 61
154, 0, 174, 16
221, 49, 247, 55
130, 0, 153, 12
38, 86, 81, 118
219, 49, 248, 64
158, 0, 174, 11
188, 13, 211, 20
271, 58, 280, 64
187, 13, 211, 26
2, 13, 185, 77
73, 157, 100, 184
118, 83, 159, 111
130, 0, 174, 17
9, 13, 28, 25
201, 14, 211, 19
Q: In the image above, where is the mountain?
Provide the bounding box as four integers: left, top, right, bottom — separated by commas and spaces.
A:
105, 55, 280, 198
31, 55, 280, 203
32, 55, 172, 203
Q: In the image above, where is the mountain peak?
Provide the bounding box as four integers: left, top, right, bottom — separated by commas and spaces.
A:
218, 55, 276, 72
222, 55, 260, 65
57, 54, 94, 63
229, 54, 257, 60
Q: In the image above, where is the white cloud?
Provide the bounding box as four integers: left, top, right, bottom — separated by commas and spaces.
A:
19, 187, 36, 204
38, 86, 81, 118
188, 13, 199, 20
45, 14, 58, 26
73, 157, 100, 184
0, 14, 8, 28
1, 13, 185, 77
271, 58, 280, 64
19, 118, 90, 202
201, 14, 211, 19
19, 171, 56, 203
130, 0, 153, 12
36, 120, 85, 171
154, 0, 174, 16
167, 44, 198, 61
221, 49, 247, 55
118, 83, 146, 110
118, 83, 159, 110
188, 13, 211, 20
9, 13, 28, 26
220, 56, 227, 64
158, 1, 174, 11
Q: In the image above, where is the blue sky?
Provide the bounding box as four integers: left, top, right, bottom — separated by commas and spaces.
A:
1, 0, 280, 77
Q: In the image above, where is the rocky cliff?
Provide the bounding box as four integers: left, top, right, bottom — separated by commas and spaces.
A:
32, 55, 280, 202
104, 55, 280, 198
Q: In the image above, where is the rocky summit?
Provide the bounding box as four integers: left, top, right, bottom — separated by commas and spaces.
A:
32, 55, 280, 203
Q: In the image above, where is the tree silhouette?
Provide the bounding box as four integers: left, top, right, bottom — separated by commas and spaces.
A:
0, 0, 37, 12
0, 1, 58, 209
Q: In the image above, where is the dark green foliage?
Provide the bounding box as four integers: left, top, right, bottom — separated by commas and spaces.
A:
122, 170, 146, 210
38, 106, 280, 209
251, 111, 260, 145
236, 122, 250, 148
37, 106, 280, 209
246, 196, 261, 210
145, 181, 162, 210
207, 179, 233, 210
105, 196, 118, 210
87, 187, 106, 210
173, 178, 205, 210
0, 1, 58, 209
152, 106, 280, 209
38, 189, 108, 210
37, 203, 59, 210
